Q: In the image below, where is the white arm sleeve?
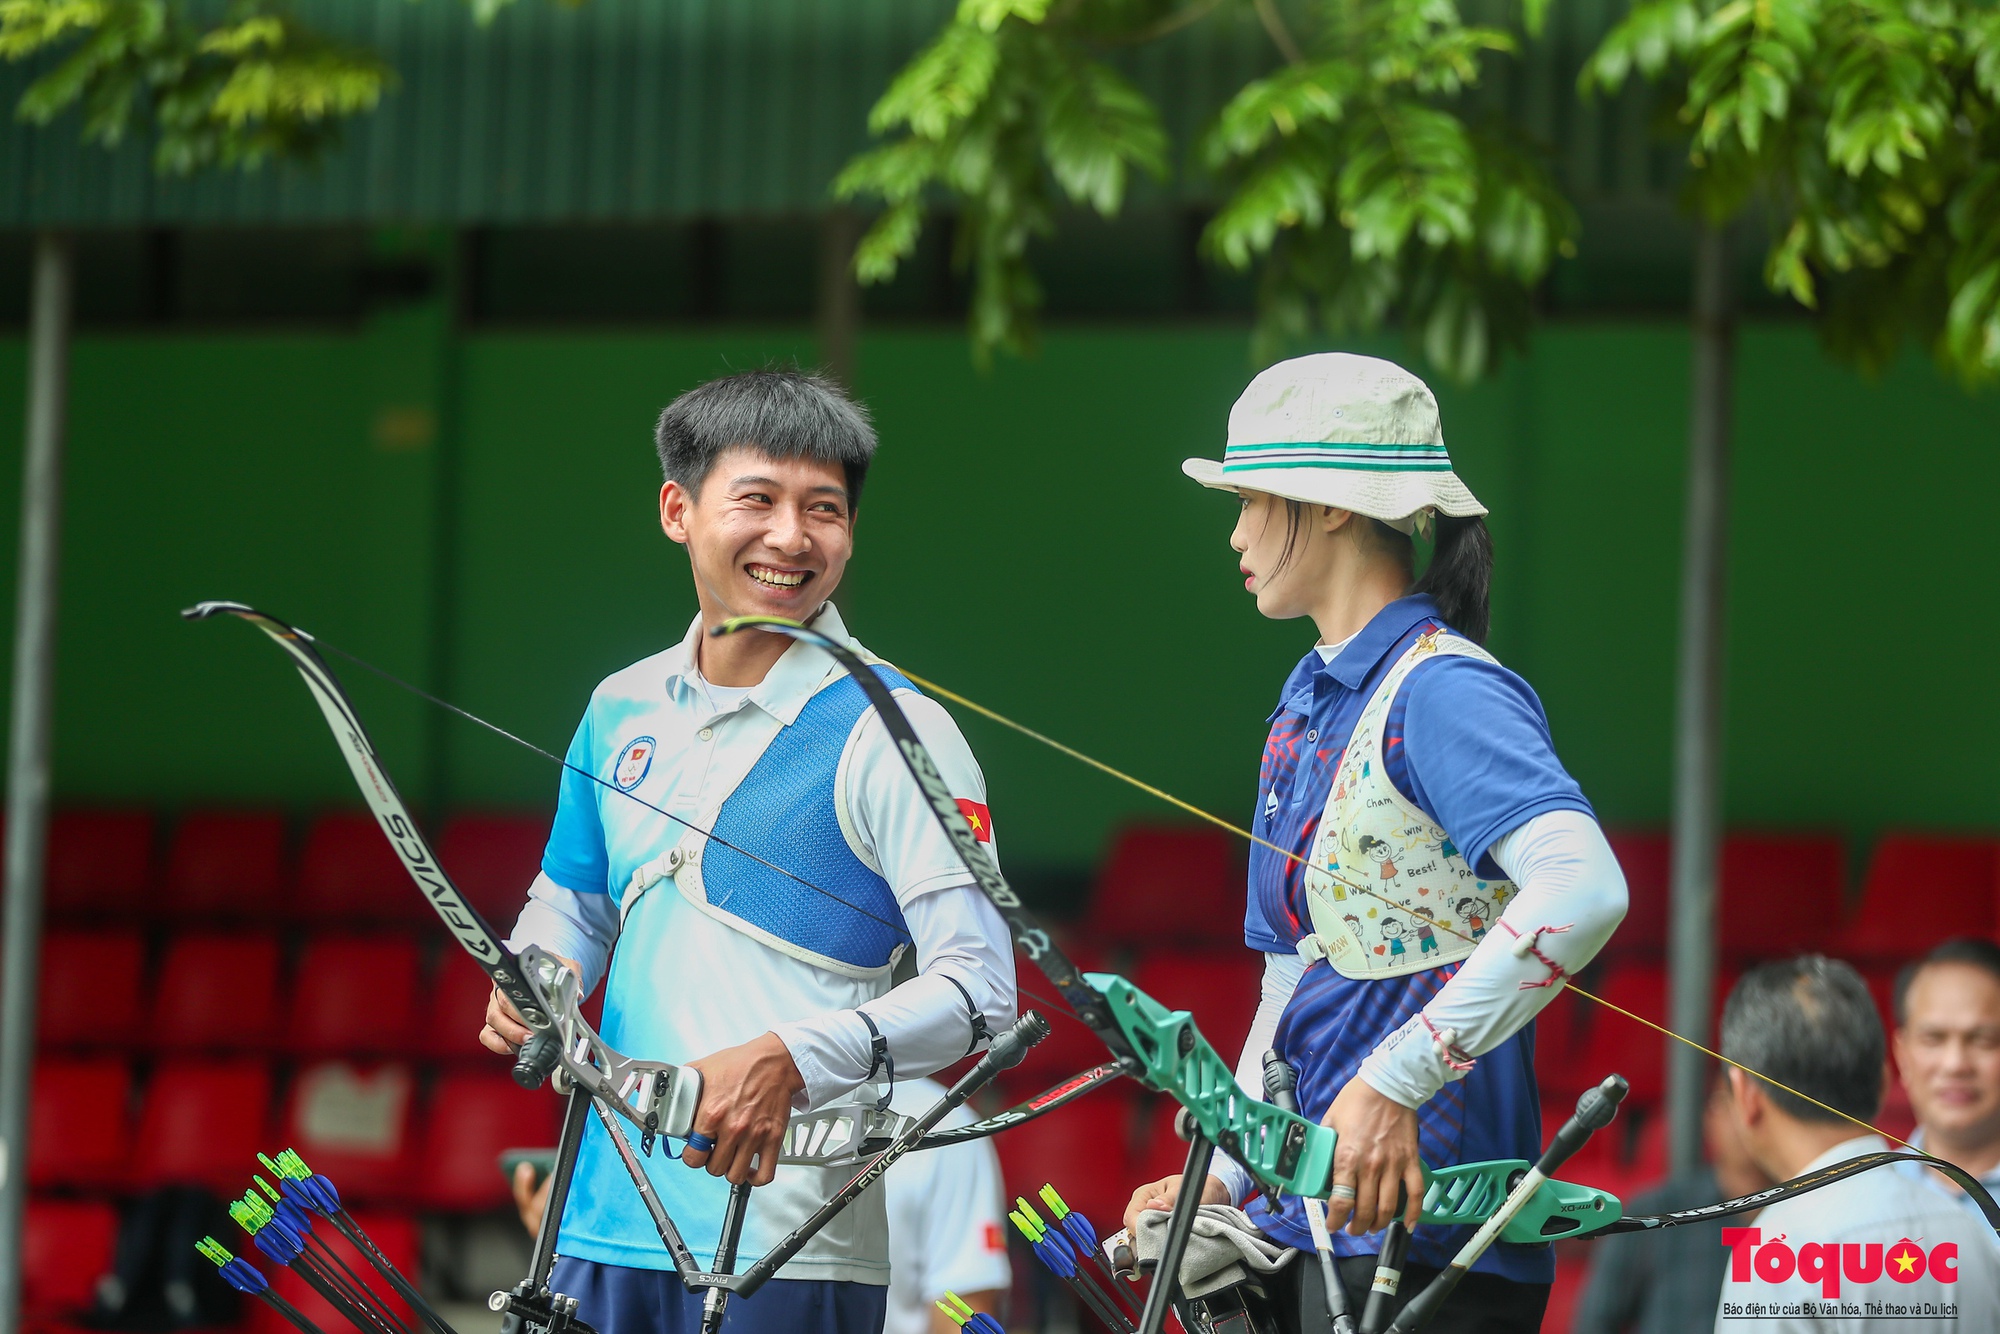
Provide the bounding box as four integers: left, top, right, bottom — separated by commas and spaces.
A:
771, 883, 1019, 1111
1208, 952, 1306, 1206
504, 872, 623, 996
1357, 808, 1627, 1108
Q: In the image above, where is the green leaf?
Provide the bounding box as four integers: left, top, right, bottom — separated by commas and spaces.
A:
1205, 62, 1353, 166
852, 200, 926, 285
868, 22, 1001, 140
1204, 152, 1335, 269
957, 0, 1051, 33
1042, 58, 1166, 214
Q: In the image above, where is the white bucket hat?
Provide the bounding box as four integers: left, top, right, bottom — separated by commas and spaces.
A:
1182, 352, 1486, 534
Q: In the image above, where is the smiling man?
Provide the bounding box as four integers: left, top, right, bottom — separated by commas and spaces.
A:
480, 367, 1018, 1334
1893, 938, 2000, 1221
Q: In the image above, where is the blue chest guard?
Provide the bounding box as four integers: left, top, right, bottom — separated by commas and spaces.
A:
698, 668, 916, 972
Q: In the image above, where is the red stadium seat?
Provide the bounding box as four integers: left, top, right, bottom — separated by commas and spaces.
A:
155, 933, 282, 1051
22, 1198, 119, 1315
1600, 831, 1668, 958
997, 1010, 1117, 1106
1533, 985, 1594, 1102
422, 952, 502, 1060
161, 811, 287, 919
413, 1073, 560, 1209
1129, 951, 1263, 1069
131, 1059, 272, 1190
1719, 834, 1844, 963
436, 813, 551, 927
286, 935, 420, 1057
1575, 962, 1669, 1108
997, 939, 1112, 1097
281, 1061, 415, 1203
248, 1209, 417, 1334
37, 931, 146, 1048
995, 1083, 1141, 1234
1570, 961, 1739, 1113
1860, 963, 1900, 1037
296, 813, 430, 924
29, 1058, 132, 1188
45, 809, 154, 919
1132, 1093, 1205, 1186
1544, 1241, 1593, 1334
1082, 825, 1240, 950
1836, 835, 1999, 963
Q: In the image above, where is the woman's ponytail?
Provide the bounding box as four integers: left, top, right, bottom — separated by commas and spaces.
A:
1412, 515, 1493, 644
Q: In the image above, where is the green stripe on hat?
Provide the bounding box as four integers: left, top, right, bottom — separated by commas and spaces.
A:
1223, 458, 1454, 473
1226, 440, 1448, 454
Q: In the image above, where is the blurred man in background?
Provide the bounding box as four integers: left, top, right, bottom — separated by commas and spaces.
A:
1714, 956, 1999, 1333
1570, 1079, 1771, 1334
1893, 938, 2000, 1221
880, 1077, 1010, 1334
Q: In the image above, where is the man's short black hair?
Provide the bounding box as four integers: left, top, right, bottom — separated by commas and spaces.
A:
1720, 955, 1884, 1124
655, 366, 876, 508
1894, 937, 2000, 1027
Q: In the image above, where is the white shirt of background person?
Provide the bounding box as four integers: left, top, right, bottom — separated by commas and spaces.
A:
884, 1077, 1011, 1334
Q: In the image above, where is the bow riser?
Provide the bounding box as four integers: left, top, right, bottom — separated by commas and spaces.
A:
1087, 972, 1626, 1245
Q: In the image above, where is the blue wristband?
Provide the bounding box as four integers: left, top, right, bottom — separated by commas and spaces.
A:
685, 1131, 716, 1154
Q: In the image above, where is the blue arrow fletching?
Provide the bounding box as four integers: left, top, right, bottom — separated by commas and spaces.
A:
219, 1259, 269, 1295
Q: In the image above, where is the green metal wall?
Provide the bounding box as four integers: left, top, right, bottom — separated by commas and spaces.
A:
2, 0, 1669, 228
0, 318, 1993, 889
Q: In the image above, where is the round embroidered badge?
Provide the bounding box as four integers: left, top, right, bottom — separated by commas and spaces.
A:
614, 736, 657, 791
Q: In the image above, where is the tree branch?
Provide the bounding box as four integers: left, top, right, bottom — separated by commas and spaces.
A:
1254, 0, 1305, 64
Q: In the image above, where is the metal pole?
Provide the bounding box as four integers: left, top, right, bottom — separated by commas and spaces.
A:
0, 231, 72, 1334
1666, 222, 1734, 1178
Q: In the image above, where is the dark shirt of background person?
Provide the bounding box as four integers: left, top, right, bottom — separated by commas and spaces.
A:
1570, 1081, 1772, 1334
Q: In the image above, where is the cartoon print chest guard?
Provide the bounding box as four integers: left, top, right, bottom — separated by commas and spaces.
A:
1297, 630, 1515, 980
620, 667, 915, 980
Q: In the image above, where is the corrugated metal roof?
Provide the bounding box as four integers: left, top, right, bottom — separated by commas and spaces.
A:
0, 0, 1662, 227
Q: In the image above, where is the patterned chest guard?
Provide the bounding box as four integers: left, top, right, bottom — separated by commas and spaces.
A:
1299, 630, 1516, 979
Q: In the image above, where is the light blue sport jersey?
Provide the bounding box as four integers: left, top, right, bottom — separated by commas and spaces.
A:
528, 604, 999, 1282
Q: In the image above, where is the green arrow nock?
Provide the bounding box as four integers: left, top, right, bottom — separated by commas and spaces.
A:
934, 1292, 977, 1329
1007, 1209, 1042, 1242
195, 1237, 234, 1267
229, 1190, 275, 1235
1038, 1183, 1071, 1219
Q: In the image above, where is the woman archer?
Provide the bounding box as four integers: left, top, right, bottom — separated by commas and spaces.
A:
1123, 353, 1629, 1332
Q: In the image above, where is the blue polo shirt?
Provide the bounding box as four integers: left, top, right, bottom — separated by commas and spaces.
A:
1244, 595, 1593, 1284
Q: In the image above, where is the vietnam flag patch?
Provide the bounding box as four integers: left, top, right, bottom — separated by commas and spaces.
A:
956, 798, 993, 843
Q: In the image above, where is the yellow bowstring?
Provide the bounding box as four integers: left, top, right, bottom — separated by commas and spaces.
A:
899, 667, 1912, 1152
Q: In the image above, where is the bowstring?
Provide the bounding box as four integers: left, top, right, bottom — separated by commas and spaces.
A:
314, 641, 912, 941
896, 667, 1917, 1152
318, 638, 1094, 1031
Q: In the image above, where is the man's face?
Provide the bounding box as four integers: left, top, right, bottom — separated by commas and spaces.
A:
1896, 962, 2000, 1148
660, 446, 854, 621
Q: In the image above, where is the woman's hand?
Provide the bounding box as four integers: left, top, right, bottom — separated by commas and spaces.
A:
1323, 1077, 1424, 1235
1121, 1173, 1232, 1235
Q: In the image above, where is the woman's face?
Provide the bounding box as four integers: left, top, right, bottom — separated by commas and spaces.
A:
1231, 489, 1325, 620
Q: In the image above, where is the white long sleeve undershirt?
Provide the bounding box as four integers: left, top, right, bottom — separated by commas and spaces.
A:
506, 874, 1018, 1111
1206, 807, 1626, 1204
